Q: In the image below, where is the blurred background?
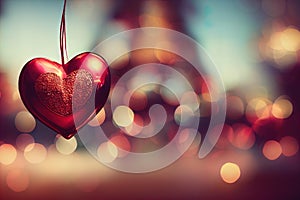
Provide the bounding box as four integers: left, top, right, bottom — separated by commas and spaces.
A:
1, 0, 300, 199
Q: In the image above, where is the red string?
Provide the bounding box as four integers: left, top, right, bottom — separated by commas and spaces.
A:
60, 0, 68, 66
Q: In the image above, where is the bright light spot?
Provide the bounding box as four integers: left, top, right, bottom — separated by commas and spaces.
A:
280, 136, 299, 157
272, 98, 293, 119
55, 136, 77, 155
0, 144, 17, 165
88, 108, 106, 127
15, 111, 36, 132
113, 106, 134, 127
246, 97, 271, 122
97, 142, 118, 163
86, 56, 105, 71
174, 105, 195, 126
6, 169, 29, 192
220, 162, 241, 184
280, 28, 300, 52
16, 134, 34, 151
24, 143, 47, 164
263, 140, 282, 160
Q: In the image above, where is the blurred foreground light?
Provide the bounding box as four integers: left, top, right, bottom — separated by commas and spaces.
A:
0, 144, 17, 165
97, 142, 118, 163
280, 136, 299, 157
263, 140, 282, 160
16, 133, 34, 151
220, 162, 241, 184
280, 28, 300, 52
113, 106, 134, 127
174, 105, 195, 126
15, 111, 36, 132
272, 98, 293, 119
88, 108, 106, 127
246, 97, 272, 122
24, 143, 47, 164
55, 136, 77, 155
110, 134, 131, 158
6, 169, 29, 192
228, 124, 255, 150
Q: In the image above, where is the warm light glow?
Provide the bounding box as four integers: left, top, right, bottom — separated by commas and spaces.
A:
16, 133, 34, 151
228, 124, 255, 150
110, 134, 131, 158
280, 136, 299, 157
55, 136, 77, 155
86, 56, 104, 71
246, 97, 271, 122
113, 106, 134, 127
263, 140, 282, 160
97, 142, 118, 163
6, 169, 29, 192
272, 98, 293, 119
124, 114, 144, 136
0, 144, 17, 165
15, 111, 36, 132
24, 143, 47, 164
174, 105, 194, 126
280, 28, 300, 52
220, 162, 241, 184
176, 129, 199, 153
88, 108, 106, 127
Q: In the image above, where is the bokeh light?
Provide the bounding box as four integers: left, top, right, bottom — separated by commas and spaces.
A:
228, 124, 255, 150
97, 142, 118, 163
263, 140, 282, 160
6, 169, 29, 192
55, 135, 78, 155
0, 144, 17, 165
174, 105, 195, 126
280, 136, 299, 157
220, 162, 241, 184
271, 97, 293, 119
110, 134, 131, 158
113, 106, 134, 127
24, 143, 47, 164
14, 111, 36, 132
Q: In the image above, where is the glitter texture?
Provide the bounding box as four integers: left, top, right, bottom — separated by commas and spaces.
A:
35, 69, 93, 116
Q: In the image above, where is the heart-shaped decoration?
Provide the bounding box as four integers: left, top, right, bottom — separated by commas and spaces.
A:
19, 52, 110, 139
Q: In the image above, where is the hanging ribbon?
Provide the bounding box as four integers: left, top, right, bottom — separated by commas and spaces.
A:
60, 0, 68, 66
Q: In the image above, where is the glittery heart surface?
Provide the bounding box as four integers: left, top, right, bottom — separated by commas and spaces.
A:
35, 70, 93, 116
19, 53, 110, 139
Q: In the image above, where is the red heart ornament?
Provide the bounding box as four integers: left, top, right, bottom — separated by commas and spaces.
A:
19, 52, 110, 139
